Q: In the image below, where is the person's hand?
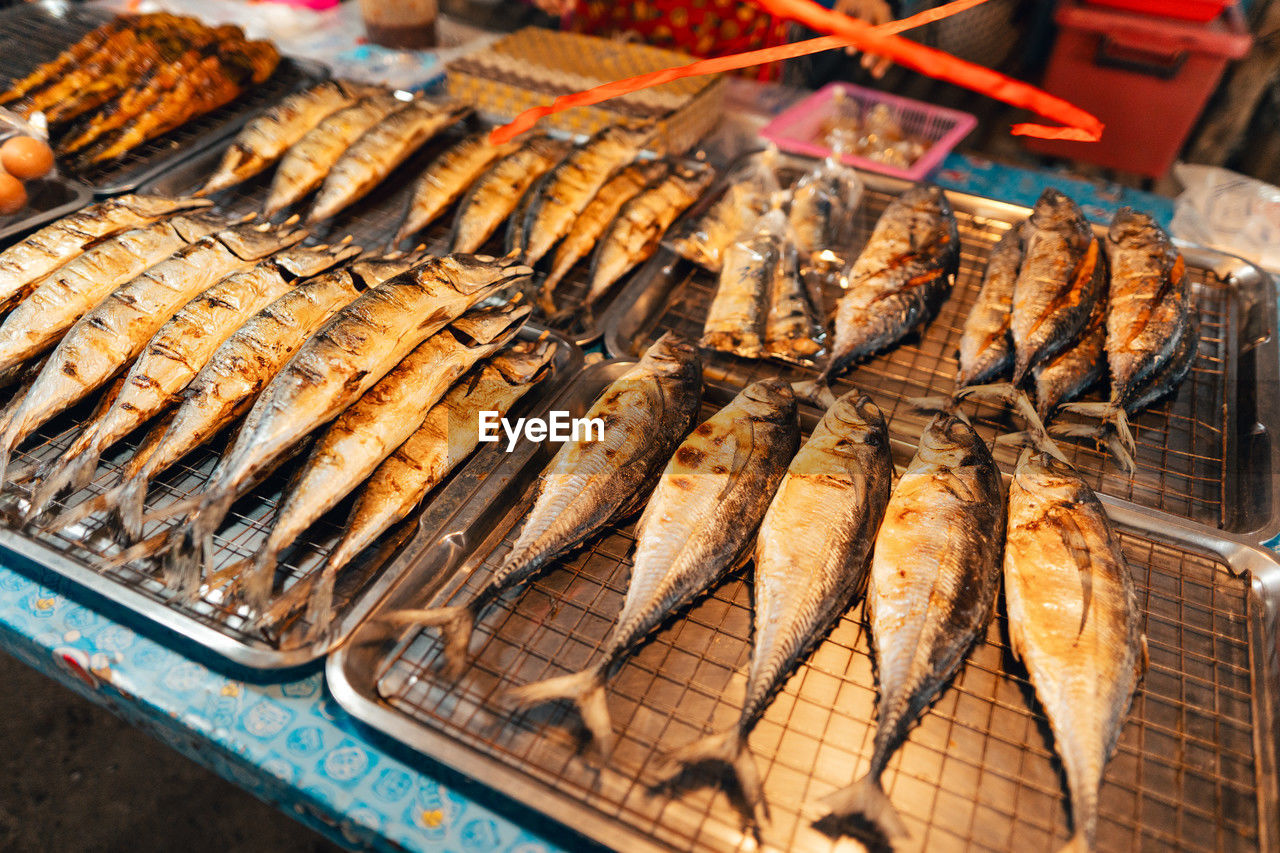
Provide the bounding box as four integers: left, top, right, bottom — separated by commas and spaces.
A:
532, 0, 577, 16
832, 0, 893, 79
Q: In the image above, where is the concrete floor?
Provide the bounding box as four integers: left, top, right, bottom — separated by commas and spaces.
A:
0, 651, 343, 853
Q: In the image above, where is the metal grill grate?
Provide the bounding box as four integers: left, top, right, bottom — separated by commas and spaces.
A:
372, 457, 1259, 853
610, 171, 1238, 529
0, 1, 324, 195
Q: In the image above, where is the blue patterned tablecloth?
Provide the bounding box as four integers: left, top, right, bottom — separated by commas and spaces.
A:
0, 154, 1180, 851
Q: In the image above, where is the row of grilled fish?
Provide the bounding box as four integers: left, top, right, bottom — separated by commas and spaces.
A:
381, 331, 1141, 851
1, 13, 280, 167
0, 195, 553, 633
958, 189, 1196, 465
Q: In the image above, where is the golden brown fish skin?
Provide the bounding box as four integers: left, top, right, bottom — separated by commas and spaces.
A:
507, 379, 800, 756
108, 255, 417, 542
0, 195, 213, 318
168, 254, 532, 587
307, 100, 472, 223
448, 135, 573, 254
241, 299, 531, 609
1011, 189, 1105, 383
1004, 451, 1143, 853
1034, 285, 1107, 421
701, 208, 786, 359
663, 391, 893, 824
199, 80, 377, 196
518, 125, 650, 265
29, 242, 362, 515
395, 133, 522, 245
0, 210, 226, 387
958, 225, 1023, 388
817, 412, 1004, 839
386, 331, 702, 677
540, 159, 671, 309
586, 160, 713, 307
263, 93, 403, 218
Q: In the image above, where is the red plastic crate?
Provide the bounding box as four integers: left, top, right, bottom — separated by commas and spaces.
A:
1084, 0, 1231, 23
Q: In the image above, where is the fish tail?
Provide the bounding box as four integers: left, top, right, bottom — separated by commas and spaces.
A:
25, 445, 103, 523
164, 495, 230, 596
816, 772, 909, 840
242, 546, 281, 613
300, 565, 340, 642
42, 487, 115, 534
791, 377, 836, 409
1058, 832, 1091, 853
1055, 402, 1136, 468
113, 476, 150, 542
506, 667, 614, 758
664, 729, 768, 825
380, 604, 478, 679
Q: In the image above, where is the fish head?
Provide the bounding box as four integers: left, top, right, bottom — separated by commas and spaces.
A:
273, 242, 364, 279
738, 378, 797, 423
641, 331, 701, 378
450, 297, 532, 346
1013, 449, 1084, 501
218, 219, 308, 260
1107, 206, 1161, 249
437, 253, 534, 293
917, 412, 990, 469
828, 391, 888, 440
493, 338, 558, 384
1029, 187, 1087, 231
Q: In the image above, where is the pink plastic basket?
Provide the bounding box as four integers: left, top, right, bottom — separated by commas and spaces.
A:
760, 81, 977, 182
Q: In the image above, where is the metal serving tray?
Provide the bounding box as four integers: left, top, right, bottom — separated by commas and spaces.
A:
0, 326, 582, 670
601, 155, 1280, 537
329, 359, 1280, 852
149, 123, 665, 348
0, 1, 327, 196
0, 171, 92, 242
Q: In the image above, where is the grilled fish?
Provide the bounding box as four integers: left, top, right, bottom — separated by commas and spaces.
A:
957, 225, 1023, 388
508, 379, 799, 756
0, 195, 212, 317
1004, 450, 1144, 853
586, 161, 713, 309
449, 135, 573, 254
518, 125, 650, 265
263, 93, 403, 218
1034, 287, 1107, 421
242, 300, 531, 608
540, 159, 671, 311
826, 185, 959, 378
1011, 189, 1105, 383
667, 147, 780, 272
0, 18, 126, 105
663, 391, 892, 824
199, 80, 376, 196
269, 338, 558, 639
395, 133, 522, 246
0, 211, 226, 388
167, 254, 531, 587
702, 207, 787, 359
308, 99, 472, 223
30, 242, 361, 515
0, 219, 303, 486
764, 247, 822, 363
788, 155, 861, 263
817, 412, 1004, 839
380, 331, 702, 676
106, 255, 418, 542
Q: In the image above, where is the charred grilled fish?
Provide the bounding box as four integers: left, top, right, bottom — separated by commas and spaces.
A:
826, 185, 959, 378
764, 247, 822, 363
663, 391, 892, 824
1004, 450, 1144, 853
449, 135, 573, 254
380, 332, 701, 676
395, 132, 521, 245
788, 155, 861, 264
816, 413, 1004, 839
507, 379, 799, 756
1011, 189, 1105, 383
308, 99, 472, 223
702, 207, 787, 359
957, 225, 1023, 388
1034, 288, 1107, 421
667, 147, 780, 272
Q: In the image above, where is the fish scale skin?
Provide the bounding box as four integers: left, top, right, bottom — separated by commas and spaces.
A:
958, 225, 1023, 388
397, 133, 521, 243
449, 136, 572, 254
744, 392, 893, 728
863, 414, 1005, 778
1004, 452, 1142, 851
1034, 284, 1108, 419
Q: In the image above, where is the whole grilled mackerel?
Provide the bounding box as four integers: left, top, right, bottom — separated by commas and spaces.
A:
381, 331, 703, 677
517, 125, 650, 265
1011, 189, 1105, 383
666, 147, 780, 273
395, 132, 522, 245
507, 379, 799, 757
1004, 451, 1144, 853
764, 247, 822, 364
957, 225, 1023, 388
167, 254, 532, 586
0, 219, 304, 487
701, 207, 787, 359
1033, 284, 1107, 421
788, 155, 860, 263
0, 195, 212, 317
817, 413, 1004, 839
449, 135, 573, 254
663, 391, 893, 824
826, 185, 959, 378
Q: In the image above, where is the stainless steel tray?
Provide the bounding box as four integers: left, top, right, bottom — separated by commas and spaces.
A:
0, 1, 328, 196
148, 125, 661, 348
601, 155, 1280, 538
0, 171, 93, 242
328, 358, 1280, 852
0, 326, 582, 670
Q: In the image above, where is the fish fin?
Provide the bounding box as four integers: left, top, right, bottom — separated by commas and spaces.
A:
815, 773, 909, 840
112, 476, 150, 542
163, 521, 208, 597
506, 668, 614, 759
1058, 401, 1113, 418
1106, 432, 1136, 474
1048, 422, 1103, 438
101, 530, 170, 571
907, 395, 953, 414
1057, 831, 1090, 853
791, 378, 836, 409
663, 730, 768, 826
379, 605, 477, 680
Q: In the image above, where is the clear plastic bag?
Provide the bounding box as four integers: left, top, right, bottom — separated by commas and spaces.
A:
666, 145, 782, 273
1171, 163, 1280, 271
788, 154, 863, 271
